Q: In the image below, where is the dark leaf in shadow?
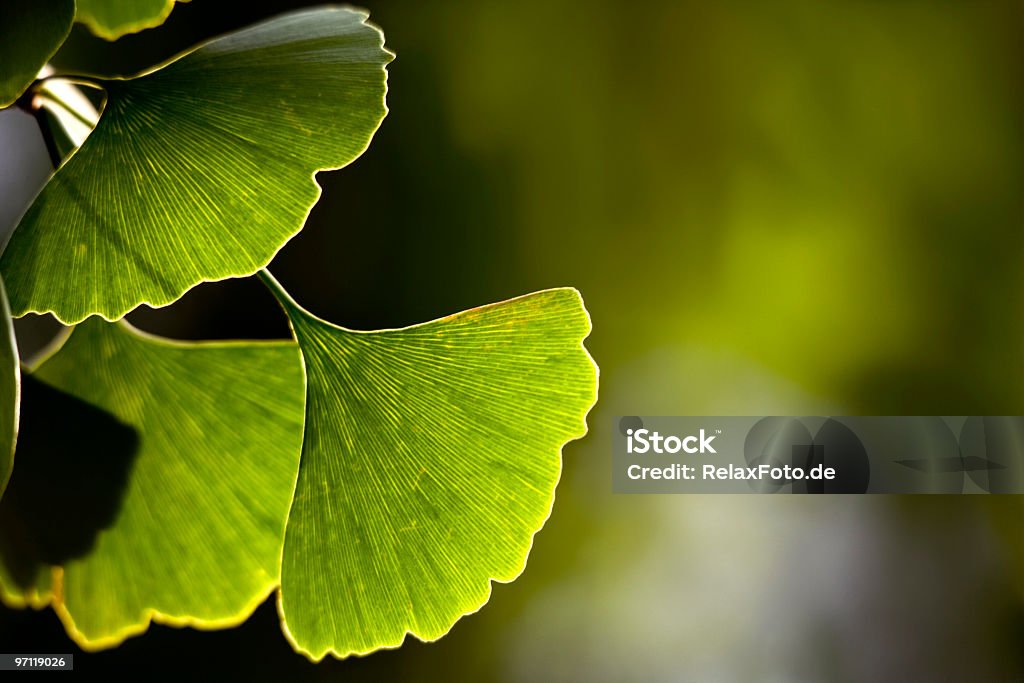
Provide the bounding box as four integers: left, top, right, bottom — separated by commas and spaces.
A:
0, 374, 138, 589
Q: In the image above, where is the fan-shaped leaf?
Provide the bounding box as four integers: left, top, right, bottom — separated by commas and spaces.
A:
262, 274, 598, 660
76, 0, 184, 40
0, 7, 392, 324
0, 0, 74, 107
0, 319, 304, 649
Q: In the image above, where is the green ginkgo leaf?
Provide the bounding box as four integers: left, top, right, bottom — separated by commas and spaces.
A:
0, 0, 75, 107
0, 6, 392, 324
0, 319, 304, 649
0, 279, 20, 499
77, 0, 185, 40
261, 273, 598, 660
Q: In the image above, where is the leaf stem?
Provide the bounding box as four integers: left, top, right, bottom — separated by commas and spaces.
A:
37, 91, 95, 129
15, 91, 62, 168
33, 109, 63, 168
257, 269, 305, 317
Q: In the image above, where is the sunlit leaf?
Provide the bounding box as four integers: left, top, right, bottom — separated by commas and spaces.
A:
262, 273, 598, 660
0, 319, 304, 649
0, 0, 75, 107
0, 7, 392, 324
76, 0, 184, 41
0, 279, 20, 499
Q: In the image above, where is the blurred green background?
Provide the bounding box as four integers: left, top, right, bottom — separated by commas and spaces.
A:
1, 0, 1022, 680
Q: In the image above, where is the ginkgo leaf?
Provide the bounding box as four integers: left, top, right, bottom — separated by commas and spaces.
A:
0, 319, 305, 649
0, 6, 392, 324
0, 279, 20, 499
0, 0, 75, 107
261, 272, 598, 660
76, 0, 185, 40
